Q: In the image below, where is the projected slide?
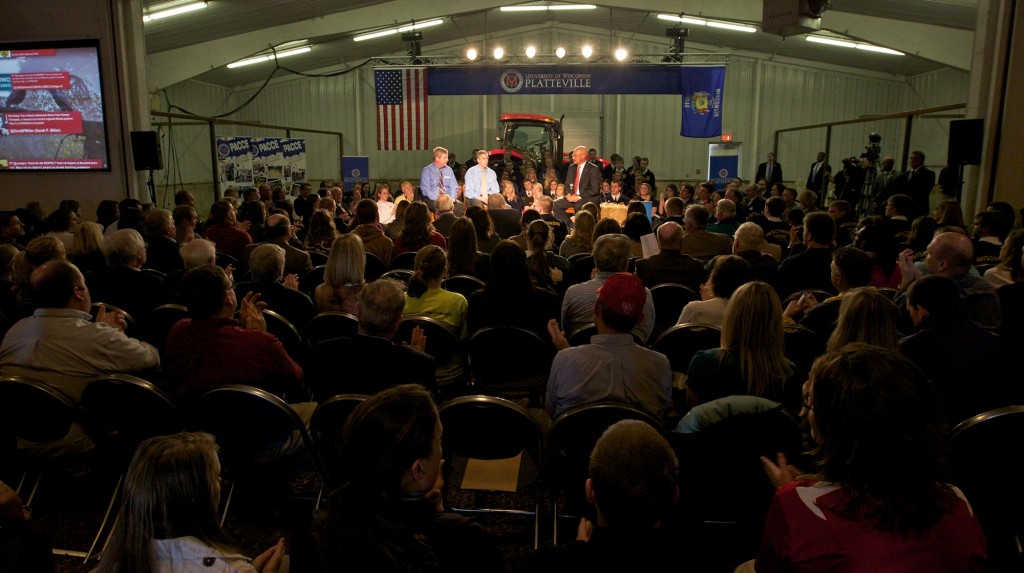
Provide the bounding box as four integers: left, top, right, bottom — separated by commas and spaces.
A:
0, 41, 110, 171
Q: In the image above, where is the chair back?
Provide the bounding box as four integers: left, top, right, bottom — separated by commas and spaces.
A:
364, 252, 387, 281
439, 395, 543, 463
566, 254, 595, 286
650, 283, 699, 338
380, 269, 413, 284
395, 316, 460, 365
308, 394, 369, 488
389, 251, 418, 270
782, 322, 825, 375
90, 302, 139, 339
195, 385, 325, 476
144, 304, 189, 353
651, 323, 722, 373
308, 251, 328, 267
567, 323, 598, 347
140, 268, 167, 281
304, 312, 359, 347
0, 376, 79, 445
300, 265, 327, 295
548, 401, 664, 515
262, 309, 305, 362
443, 275, 486, 299
80, 374, 182, 460
467, 327, 553, 400
781, 289, 833, 307
951, 406, 1024, 568
215, 252, 240, 269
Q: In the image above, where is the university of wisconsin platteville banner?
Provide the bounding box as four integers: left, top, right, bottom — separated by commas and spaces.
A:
428, 65, 683, 95
680, 66, 725, 138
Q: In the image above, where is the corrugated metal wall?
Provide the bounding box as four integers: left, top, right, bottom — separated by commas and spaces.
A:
157, 36, 971, 191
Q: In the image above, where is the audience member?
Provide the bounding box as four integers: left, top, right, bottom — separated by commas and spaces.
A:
678, 255, 751, 327
404, 246, 468, 386
97, 432, 286, 573
201, 200, 253, 263
142, 208, 184, 274
87, 229, 166, 320
314, 234, 365, 315
784, 246, 873, 342
488, 193, 522, 239
395, 202, 446, 254
825, 286, 901, 351
467, 241, 559, 339
755, 345, 987, 573
241, 243, 314, 328
707, 199, 740, 238
466, 205, 500, 254
852, 221, 901, 288
559, 210, 596, 259
777, 212, 836, 299
447, 217, 489, 281
634, 221, 706, 292
71, 221, 106, 275
984, 228, 1024, 287
546, 273, 671, 420
680, 205, 731, 262
303, 210, 340, 255
243, 213, 312, 279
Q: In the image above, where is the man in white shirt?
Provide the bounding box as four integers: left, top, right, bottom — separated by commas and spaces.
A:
464, 149, 499, 209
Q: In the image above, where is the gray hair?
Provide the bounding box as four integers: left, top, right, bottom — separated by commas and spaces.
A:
249, 243, 285, 284
104, 229, 146, 268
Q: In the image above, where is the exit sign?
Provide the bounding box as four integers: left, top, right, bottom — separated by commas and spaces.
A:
721, 133, 733, 142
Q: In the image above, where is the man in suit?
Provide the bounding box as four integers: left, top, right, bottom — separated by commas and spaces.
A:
601, 180, 630, 204
891, 150, 936, 218
679, 205, 732, 262
553, 145, 602, 227
242, 213, 312, 279
755, 152, 783, 188
487, 194, 522, 239
635, 222, 706, 293
805, 152, 831, 193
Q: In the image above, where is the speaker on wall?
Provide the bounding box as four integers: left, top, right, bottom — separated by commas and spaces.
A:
129, 130, 163, 171
948, 119, 983, 166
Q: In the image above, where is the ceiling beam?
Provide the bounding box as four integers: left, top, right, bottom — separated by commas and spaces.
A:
821, 11, 973, 70
145, 0, 496, 91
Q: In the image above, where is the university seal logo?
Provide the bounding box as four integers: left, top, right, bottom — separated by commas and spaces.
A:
500, 69, 524, 93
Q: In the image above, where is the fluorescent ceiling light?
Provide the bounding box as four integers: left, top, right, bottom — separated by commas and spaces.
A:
500, 4, 596, 11
354, 18, 443, 41
354, 29, 397, 42
143, 1, 207, 22
856, 44, 905, 55
707, 21, 757, 32
227, 46, 311, 69
657, 14, 706, 25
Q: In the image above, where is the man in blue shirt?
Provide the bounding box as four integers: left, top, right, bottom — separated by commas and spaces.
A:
419, 146, 458, 213
463, 149, 499, 209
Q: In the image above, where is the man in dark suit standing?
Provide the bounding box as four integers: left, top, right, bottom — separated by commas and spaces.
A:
755, 152, 783, 188
805, 152, 831, 193
891, 150, 936, 217
554, 145, 602, 226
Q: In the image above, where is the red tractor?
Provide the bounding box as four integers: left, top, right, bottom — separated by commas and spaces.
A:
488, 113, 565, 168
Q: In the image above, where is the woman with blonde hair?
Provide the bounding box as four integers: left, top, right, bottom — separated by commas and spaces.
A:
72, 221, 106, 275
315, 234, 365, 315
826, 286, 901, 351
932, 199, 967, 231
97, 432, 285, 573
984, 228, 1024, 287
559, 210, 596, 258
685, 281, 800, 413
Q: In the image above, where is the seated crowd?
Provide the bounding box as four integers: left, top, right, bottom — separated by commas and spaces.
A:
0, 152, 1020, 571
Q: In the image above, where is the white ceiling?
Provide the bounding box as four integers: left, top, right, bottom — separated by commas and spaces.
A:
142, 0, 979, 90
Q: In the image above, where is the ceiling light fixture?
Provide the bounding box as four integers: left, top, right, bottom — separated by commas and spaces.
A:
614, 48, 628, 61
354, 18, 443, 41
807, 35, 904, 55
549, 4, 597, 9
525, 46, 537, 58
657, 14, 706, 26
466, 48, 478, 60
555, 46, 566, 58
855, 44, 905, 55
493, 47, 505, 60
706, 21, 757, 32
806, 35, 856, 48
143, 1, 208, 22
500, 5, 549, 11
500, 4, 596, 11
581, 45, 593, 58
227, 46, 312, 69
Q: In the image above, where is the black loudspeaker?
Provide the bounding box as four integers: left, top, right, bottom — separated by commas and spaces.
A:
130, 130, 163, 171
948, 119, 983, 166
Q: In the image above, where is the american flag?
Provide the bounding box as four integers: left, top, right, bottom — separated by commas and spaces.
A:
375, 68, 428, 151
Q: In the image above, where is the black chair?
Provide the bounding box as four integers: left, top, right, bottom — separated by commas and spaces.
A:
389, 251, 418, 271
308, 394, 369, 491
140, 268, 167, 281
547, 401, 664, 542
549, 254, 573, 293
304, 311, 359, 347
438, 395, 545, 548
262, 309, 307, 369
670, 396, 803, 561
195, 385, 327, 525
308, 251, 328, 267
951, 406, 1024, 570
79, 375, 183, 560
443, 275, 486, 299
144, 303, 189, 354
651, 323, 722, 374
364, 252, 387, 281
466, 327, 554, 401
781, 289, 833, 308
649, 283, 700, 339
567, 253, 595, 286
782, 322, 826, 375
300, 264, 327, 295
395, 316, 460, 368
380, 269, 414, 284
215, 251, 240, 270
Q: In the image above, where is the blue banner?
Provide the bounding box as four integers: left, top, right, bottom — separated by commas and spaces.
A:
680, 67, 725, 138
709, 155, 739, 189
342, 156, 369, 185
428, 65, 685, 95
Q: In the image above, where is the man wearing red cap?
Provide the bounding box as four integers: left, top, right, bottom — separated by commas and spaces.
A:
545, 273, 672, 421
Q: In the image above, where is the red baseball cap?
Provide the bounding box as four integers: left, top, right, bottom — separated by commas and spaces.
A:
597, 272, 645, 320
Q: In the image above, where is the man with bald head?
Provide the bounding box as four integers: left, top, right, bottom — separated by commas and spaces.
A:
634, 222, 706, 294
242, 212, 312, 278
898, 231, 1001, 331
